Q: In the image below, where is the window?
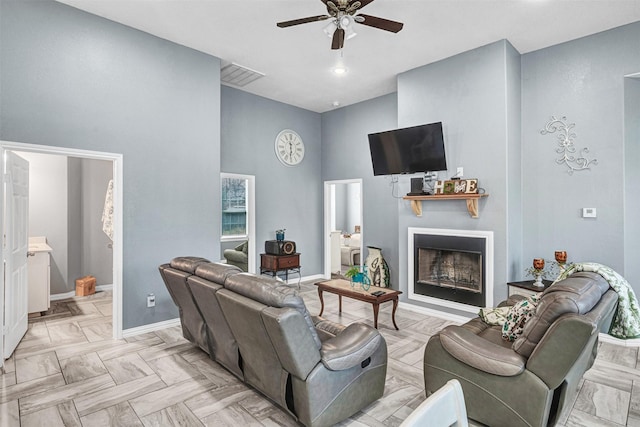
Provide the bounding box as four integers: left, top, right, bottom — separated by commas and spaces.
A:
221, 176, 247, 237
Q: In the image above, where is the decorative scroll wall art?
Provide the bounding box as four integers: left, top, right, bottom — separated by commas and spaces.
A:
540, 116, 598, 174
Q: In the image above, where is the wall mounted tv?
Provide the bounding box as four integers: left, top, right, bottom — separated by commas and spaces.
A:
368, 122, 447, 176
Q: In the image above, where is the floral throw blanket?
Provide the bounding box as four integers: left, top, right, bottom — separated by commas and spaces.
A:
554, 262, 640, 339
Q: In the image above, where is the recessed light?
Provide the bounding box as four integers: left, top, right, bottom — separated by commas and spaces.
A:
332, 66, 348, 75
332, 101, 341, 107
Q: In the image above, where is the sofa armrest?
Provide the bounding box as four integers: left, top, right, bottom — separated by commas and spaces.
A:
439, 325, 526, 376
313, 316, 347, 338
497, 294, 526, 308
320, 323, 382, 371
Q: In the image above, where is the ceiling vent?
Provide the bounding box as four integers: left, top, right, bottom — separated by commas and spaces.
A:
220, 63, 265, 87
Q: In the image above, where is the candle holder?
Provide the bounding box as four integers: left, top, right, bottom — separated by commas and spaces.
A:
554, 250, 568, 271
532, 258, 545, 287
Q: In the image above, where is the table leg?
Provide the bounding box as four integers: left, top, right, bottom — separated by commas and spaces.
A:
372, 303, 380, 329
339, 295, 342, 313
391, 298, 399, 330
318, 289, 325, 316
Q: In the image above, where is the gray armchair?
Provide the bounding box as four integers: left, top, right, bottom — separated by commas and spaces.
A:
223, 240, 248, 271
423, 272, 618, 427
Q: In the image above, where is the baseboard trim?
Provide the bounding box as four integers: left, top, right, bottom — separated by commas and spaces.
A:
122, 318, 181, 338
50, 291, 75, 301
598, 333, 640, 347
295, 274, 324, 285
50, 284, 113, 301
398, 301, 472, 325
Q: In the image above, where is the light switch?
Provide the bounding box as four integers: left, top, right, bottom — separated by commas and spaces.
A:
582, 208, 597, 218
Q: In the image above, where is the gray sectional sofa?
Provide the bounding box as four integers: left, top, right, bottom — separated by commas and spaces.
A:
159, 256, 387, 427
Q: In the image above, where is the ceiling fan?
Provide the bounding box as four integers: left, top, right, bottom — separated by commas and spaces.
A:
277, 0, 404, 50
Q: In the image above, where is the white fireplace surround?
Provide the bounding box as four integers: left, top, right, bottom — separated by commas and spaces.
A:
408, 227, 494, 314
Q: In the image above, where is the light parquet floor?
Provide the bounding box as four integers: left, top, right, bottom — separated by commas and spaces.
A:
1, 282, 637, 426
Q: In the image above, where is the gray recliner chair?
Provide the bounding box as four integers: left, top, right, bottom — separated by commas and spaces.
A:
223, 240, 248, 271
423, 272, 618, 427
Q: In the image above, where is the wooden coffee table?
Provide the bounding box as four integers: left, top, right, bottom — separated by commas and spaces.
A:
314, 279, 402, 330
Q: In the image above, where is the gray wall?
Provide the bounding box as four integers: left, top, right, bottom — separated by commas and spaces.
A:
322, 94, 399, 286
346, 182, 361, 234
16, 153, 113, 295
521, 22, 640, 287
396, 40, 521, 310
221, 86, 322, 274
334, 183, 349, 232
1, 0, 222, 329
333, 182, 360, 234
78, 158, 114, 287
17, 152, 69, 294
625, 77, 640, 289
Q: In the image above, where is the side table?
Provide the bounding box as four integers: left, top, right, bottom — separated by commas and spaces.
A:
260, 253, 301, 286
507, 280, 553, 297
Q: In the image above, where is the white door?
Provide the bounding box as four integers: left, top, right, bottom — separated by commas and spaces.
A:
3, 152, 29, 359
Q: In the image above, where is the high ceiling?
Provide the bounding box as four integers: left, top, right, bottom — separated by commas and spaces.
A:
56, 0, 640, 113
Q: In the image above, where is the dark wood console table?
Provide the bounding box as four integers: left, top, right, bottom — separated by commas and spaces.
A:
260, 253, 301, 284
314, 279, 402, 330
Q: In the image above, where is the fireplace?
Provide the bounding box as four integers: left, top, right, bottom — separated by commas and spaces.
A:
408, 228, 493, 313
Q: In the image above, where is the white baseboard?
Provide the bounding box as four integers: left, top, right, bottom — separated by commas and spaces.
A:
598, 333, 640, 347
295, 274, 324, 285
50, 291, 76, 301
96, 284, 113, 292
50, 284, 113, 301
122, 318, 181, 338
399, 301, 474, 325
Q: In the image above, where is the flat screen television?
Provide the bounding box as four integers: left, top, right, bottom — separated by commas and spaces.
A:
368, 122, 447, 176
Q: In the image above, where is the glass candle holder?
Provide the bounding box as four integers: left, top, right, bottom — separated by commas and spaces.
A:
532, 258, 545, 287
555, 251, 567, 270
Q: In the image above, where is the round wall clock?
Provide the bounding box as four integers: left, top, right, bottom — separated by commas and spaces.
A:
275, 129, 305, 166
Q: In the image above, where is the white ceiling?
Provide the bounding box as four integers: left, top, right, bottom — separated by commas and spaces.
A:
56, 0, 640, 113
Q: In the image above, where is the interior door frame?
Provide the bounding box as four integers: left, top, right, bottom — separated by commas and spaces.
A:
0, 141, 124, 365
323, 178, 363, 279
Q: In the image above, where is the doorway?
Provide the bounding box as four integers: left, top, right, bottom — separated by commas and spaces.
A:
323, 179, 363, 279
1, 141, 123, 368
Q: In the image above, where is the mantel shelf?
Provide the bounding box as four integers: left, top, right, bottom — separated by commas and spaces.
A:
402, 194, 489, 218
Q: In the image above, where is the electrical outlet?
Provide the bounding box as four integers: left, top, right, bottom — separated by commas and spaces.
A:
456, 167, 463, 177
582, 208, 597, 218
147, 293, 155, 308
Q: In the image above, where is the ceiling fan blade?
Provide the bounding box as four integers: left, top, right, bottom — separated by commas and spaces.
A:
277, 15, 330, 28
331, 28, 345, 50
356, 13, 403, 33
356, 0, 374, 10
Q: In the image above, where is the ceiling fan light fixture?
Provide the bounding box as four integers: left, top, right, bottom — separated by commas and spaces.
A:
323, 20, 337, 37
346, 27, 357, 40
